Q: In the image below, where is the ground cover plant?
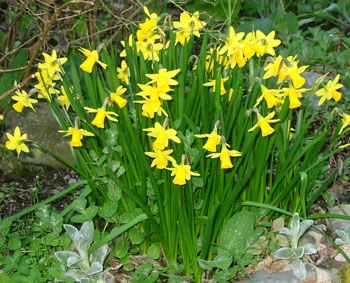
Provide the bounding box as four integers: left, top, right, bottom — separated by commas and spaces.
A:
2, 1, 350, 282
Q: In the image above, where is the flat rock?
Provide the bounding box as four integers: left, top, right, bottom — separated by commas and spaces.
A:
4, 102, 74, 170
329, 205, 350, 232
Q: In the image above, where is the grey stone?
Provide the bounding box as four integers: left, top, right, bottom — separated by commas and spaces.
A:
329, 205, 350, 232
4, 102, 74, 169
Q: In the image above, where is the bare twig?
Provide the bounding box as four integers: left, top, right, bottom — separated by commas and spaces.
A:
0, 74, 35, 101
0, 66, 27, 73
24, 0, 94, 78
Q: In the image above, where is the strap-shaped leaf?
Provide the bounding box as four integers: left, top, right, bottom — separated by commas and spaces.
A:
84, 262, 103, 276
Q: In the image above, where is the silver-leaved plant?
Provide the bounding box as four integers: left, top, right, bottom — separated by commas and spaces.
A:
54, 220, 109, 283
273, 213, 317, 280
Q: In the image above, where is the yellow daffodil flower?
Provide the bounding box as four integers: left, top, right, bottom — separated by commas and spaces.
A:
110, 86, 127, 108
207, 145, 242, 169
316, 74, 343, 106
339, 113, 350, 135
203, 77, 229, 95
11, 90, 38, 112
5, 126, 29, 156
137, 83, 172, 101
167, 161, 200, 185
144, 149, 176, 169
219, 27, 245, 57
117, 60, 130, 85
281, 86, 308, 109
136, 37, 164, 61
248, 111, 281, 137
146, 68, 180, 93
254, 85, 282, 109
58, 86, 72, 110
135, 95, 168, 118
84, 106, 118, 128
79, 48, 107, 73
253, 30, 281, 56
195, 130, 221, 152
173, 11, 206, 45
59, 127, 94, 147
277, 56, 308, 88
242, 32, 256, 59
263, 55, 283, 79
38, 50, 67, 78
143, 122, 181, 150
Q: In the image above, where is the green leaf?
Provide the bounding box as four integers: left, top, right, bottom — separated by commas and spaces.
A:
0, 272, 11, 283
128, 228, 144, 245
219, 211, 255, 257
107, 184, 122, 202
213, 267, 238, 282
114, 239, 129, 258
100, 201, 118, 218
236, 18, 274, 34
71, 206, 98, 223
148, 243, 161, 260
8, 234, 21, 250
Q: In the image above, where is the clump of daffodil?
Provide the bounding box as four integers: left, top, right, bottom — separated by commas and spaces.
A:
59, 124, 95, 147
254, 84, 282, 109
207, 142, 242, 169
203, 77, 229, 95
38, 49, 67, 78
79, 47, 107, 73
84, 98, 119, 129
144, 149, 176, 169
5, 126, 29, 156
166, 155, 200, 185
172, 11, 206, 46
110, 86, 128, 108
315, 74, 343, 106
11, 90, 38, 113
121, 7, 164, 62
58, 86, 72, 110
248, 109, 281, 137
195, 121, 222, 152
143, 119, 181, 150
117, 60, 130, 85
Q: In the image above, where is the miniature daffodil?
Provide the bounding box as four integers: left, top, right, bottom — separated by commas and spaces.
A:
11, 90, 38, 112
59, 127, 94, 147
84, 106, 118, 128
5, 126, 29, 156
79, 48, 107, 73
207, 145, 242, 169
248, 111, 280, 137
145, 149, 176, 169
143, 121, 181, 150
